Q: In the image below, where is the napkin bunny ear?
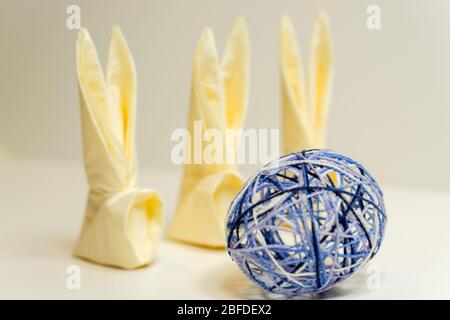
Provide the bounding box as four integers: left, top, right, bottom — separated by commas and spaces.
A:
191, 27, 226, 134
106, 26, 137, 170
308, 12, 333, 148
280, 12, 333, 154
77, 29, 119, 189
222, 17, 249, 131
168, 18, 249, 248
75, 27, 162, 269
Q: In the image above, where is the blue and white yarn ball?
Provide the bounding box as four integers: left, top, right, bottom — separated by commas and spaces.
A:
226, 150, 387, 296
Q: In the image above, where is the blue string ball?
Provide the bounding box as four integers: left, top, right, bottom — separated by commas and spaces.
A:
226, 150, 387, 296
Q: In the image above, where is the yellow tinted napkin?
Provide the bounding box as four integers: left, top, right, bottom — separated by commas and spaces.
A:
280, 12, 333, 154
168, 18, 249, 248
74, 27, 163, 269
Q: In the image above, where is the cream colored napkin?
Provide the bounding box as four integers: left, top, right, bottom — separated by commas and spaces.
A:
75, 27, 163, 269
280, 12, 333, 154
168, 18, 249, 248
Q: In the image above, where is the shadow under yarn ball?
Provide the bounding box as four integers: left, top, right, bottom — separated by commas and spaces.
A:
226, 150, 387, 296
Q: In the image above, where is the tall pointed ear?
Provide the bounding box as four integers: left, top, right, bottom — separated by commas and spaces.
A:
308, 11, 333, 147
192, 27, 225, 131
221, 17, 249, 130
280, 15, 307, 118
107, 26, 137, 160
77, 28, 116, 151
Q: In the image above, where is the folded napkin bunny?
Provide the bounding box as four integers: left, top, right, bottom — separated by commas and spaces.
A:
75, 27, 163, 269
280, 12, 333, 154
168, 18, 249, 248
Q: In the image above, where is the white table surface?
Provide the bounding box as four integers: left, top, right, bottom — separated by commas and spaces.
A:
1, 157, 450, 299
